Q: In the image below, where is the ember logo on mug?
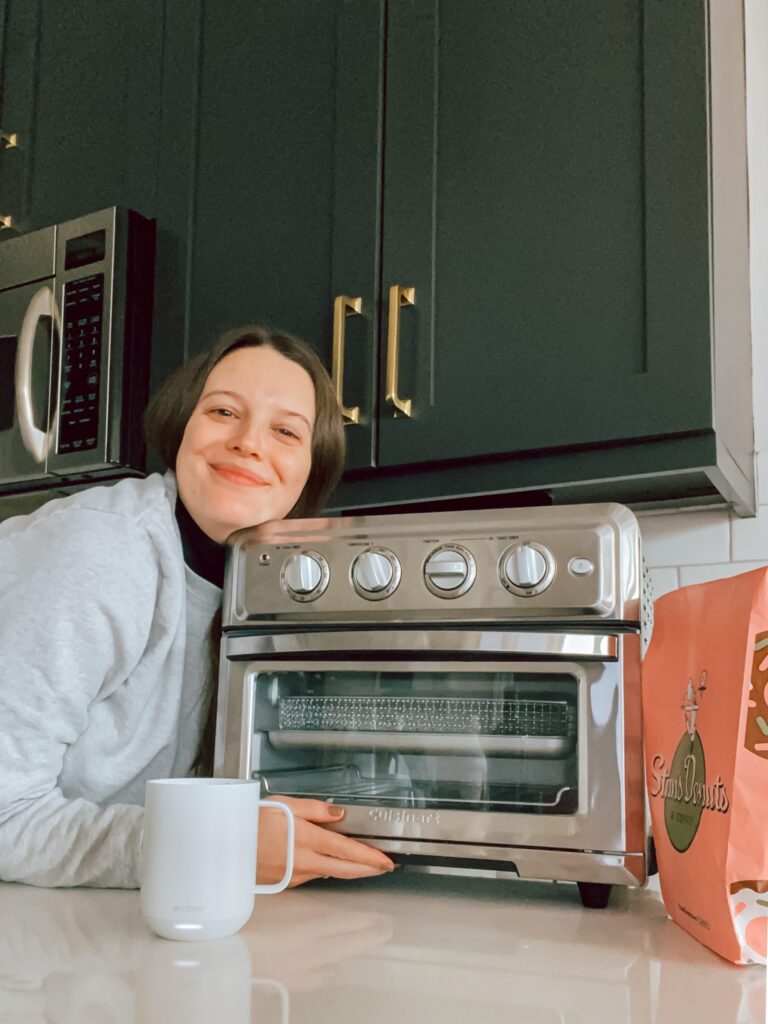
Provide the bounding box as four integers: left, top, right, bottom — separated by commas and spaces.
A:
140, 778, 294, 941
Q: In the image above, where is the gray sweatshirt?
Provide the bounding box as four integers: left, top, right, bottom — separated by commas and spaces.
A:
0, 472, 221, 888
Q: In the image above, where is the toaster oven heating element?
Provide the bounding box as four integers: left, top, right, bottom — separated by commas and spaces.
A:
271, 695, 577, 757
278, 695, 573, 735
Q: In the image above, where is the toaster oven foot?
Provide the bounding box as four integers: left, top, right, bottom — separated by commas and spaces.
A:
577, 882, 612, 909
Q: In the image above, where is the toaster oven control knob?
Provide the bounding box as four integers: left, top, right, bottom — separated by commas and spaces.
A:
351, 548, 401, 601
281, 550, 329, 602
423, 544, 476, 598
500, 542, 555, 597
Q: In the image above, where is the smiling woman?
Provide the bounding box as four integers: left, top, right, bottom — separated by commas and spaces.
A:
176, 346, 316, 541
0, 325, 396, 891
145, 325, 345, 527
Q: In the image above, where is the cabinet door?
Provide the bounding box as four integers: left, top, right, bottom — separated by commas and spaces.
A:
378, 0, 711, 468
0, 0, 163, 233
187, 0, 384, 471
0, 0, 28, 232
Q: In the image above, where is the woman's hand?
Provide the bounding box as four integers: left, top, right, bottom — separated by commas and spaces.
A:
256, 796, 396, 887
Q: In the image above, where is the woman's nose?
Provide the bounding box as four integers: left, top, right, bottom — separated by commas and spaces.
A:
226, 417, 264, 456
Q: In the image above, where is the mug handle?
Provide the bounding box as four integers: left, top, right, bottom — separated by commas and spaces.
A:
253, 799, 295, 894
251, 979, 289, 1024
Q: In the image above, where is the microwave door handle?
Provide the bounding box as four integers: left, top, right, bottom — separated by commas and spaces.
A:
15, 285, 60, 463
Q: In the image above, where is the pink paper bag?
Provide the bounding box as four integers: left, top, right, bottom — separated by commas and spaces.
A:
643, 567, 768, 965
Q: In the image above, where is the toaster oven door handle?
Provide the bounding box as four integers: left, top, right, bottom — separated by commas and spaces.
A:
224, 630, 620, 661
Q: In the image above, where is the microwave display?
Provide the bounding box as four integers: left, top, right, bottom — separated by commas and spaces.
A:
64, 228, 106, 270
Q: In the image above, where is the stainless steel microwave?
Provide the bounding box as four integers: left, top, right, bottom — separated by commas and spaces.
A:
0, 207, 155, 494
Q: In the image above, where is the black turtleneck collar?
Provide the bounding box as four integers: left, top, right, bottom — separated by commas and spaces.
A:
175, 497, 226, 588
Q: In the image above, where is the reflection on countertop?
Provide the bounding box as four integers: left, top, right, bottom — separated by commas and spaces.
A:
0, 873, 764, 1024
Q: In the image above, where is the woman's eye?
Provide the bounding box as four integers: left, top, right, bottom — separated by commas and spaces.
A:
209, 407, 234, 418
275, 426, 301, 441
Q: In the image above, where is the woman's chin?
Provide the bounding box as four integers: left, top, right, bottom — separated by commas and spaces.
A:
218, 509, 276, 541
191, 484, 299, 539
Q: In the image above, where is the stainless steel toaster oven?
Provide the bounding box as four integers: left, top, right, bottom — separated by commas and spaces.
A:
214, 503, 651, 907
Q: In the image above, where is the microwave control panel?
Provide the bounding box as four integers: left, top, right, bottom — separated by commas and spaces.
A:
58, 274, 104, 454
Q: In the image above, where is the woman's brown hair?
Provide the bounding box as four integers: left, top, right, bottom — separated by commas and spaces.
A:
144, 324, 346, 774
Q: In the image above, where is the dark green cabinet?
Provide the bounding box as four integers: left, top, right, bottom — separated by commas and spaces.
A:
380, 1, 707, 465
331, 0, 754, 514
0, 0, 163, 232
183, 0, 384, 471
0, 0, 754, 515
0, 0, 176, 384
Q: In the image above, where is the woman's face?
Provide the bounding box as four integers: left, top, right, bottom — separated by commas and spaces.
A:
176, 345, 316, 542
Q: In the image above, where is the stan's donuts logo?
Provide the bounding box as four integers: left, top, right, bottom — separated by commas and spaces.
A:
649, 671, 730, 852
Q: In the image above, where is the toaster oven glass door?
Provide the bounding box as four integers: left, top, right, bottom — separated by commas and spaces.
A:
218, 628, 639, 852
251, 663, 583, 815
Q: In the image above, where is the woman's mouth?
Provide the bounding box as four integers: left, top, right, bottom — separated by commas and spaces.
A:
210, 463, 269, 488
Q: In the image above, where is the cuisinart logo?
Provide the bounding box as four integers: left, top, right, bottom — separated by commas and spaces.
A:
368, 808, 440, 826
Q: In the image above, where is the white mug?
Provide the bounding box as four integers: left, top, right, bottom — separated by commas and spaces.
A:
140, 778, 294, 941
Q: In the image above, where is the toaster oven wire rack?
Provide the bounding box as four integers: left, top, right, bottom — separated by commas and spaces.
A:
255, 765, 578, 812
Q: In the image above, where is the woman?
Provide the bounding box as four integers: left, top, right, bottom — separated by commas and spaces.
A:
0, 325, 395, 888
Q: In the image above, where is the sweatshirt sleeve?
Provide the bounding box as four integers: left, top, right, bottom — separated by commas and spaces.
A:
0, 507, 162, 888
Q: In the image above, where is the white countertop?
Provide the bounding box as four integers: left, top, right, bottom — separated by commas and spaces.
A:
0, 873, 764, 1024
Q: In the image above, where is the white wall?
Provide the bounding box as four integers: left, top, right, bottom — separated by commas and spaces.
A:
641, 0, 768, 597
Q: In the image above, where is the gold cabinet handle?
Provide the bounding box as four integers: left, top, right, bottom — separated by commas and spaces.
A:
385, 284, 415, 418
0, 131, 19, 150
331, 294, 363, 424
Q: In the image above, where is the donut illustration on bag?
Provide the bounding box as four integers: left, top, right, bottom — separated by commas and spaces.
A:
746, 633, 768, 758
729, 881, 768, 964
728, 631, 768, 963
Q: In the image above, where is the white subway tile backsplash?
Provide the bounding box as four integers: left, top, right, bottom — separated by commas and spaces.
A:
678, 561, 767, 587
731, 502, 768, 561
648, 567, 679, 599
638, 510, 730, 568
